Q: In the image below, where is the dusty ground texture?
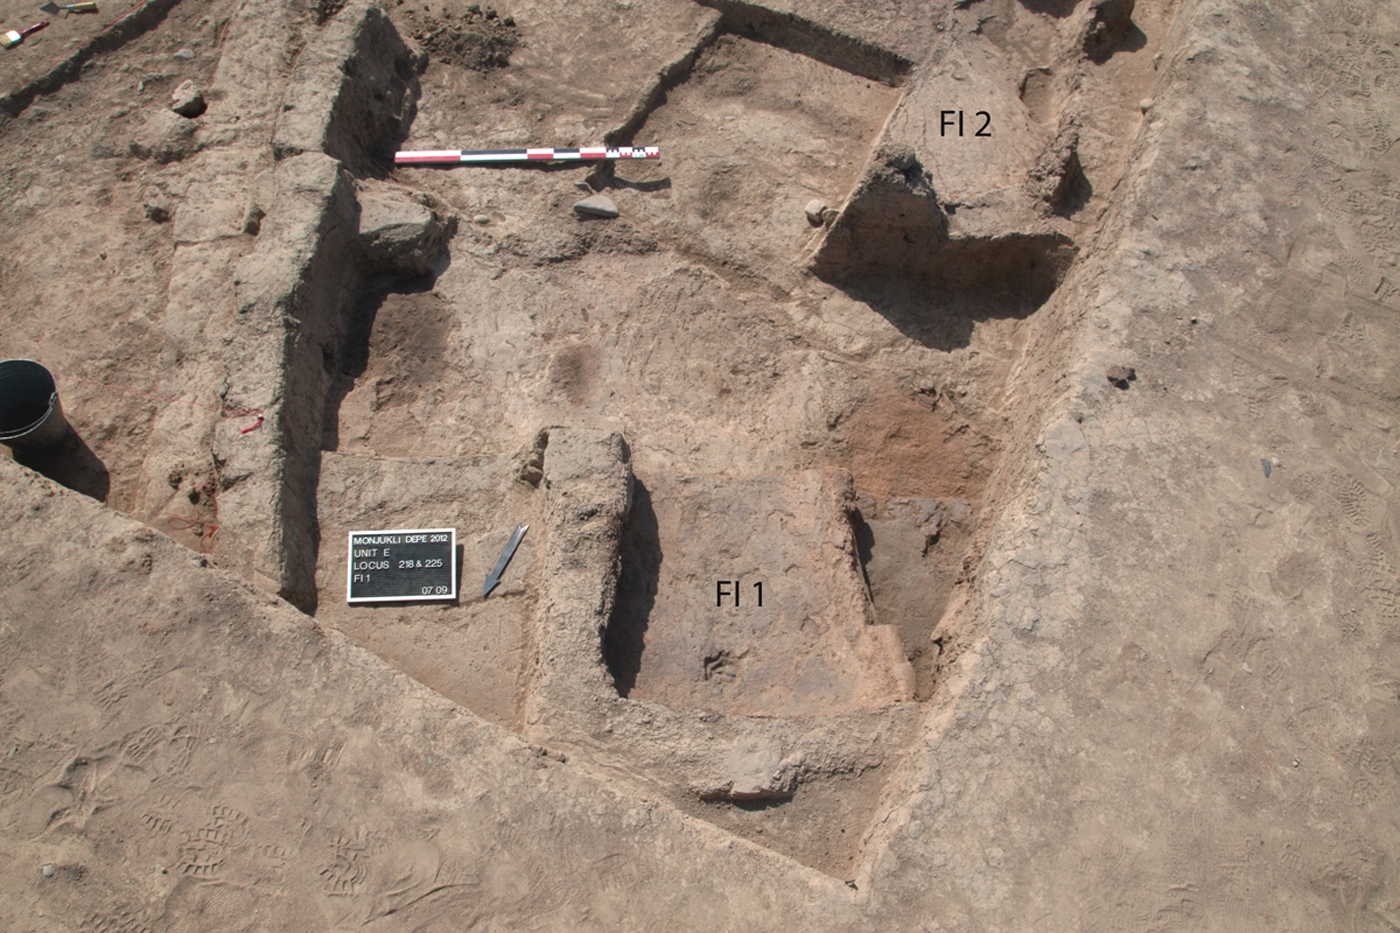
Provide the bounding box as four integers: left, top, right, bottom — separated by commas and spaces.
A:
1, 0, 1399, 929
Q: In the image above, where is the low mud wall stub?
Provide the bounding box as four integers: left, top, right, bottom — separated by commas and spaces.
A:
273, 0, 423, 174
207, 0, 438, 608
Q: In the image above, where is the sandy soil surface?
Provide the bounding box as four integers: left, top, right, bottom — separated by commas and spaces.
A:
1, 0, 1398, 928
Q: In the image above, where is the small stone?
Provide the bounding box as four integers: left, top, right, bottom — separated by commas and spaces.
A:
474, 214, 491, 224
242, 168, 275, 235
1083, 0, 1135, 59
41, 864, 54, 878
170, 80, 206, 118
574, 180, 593, 193
1106, 364, 1136, 389
173, 48, 195, 60
573, 194, 619, 219
821, 208, 838, 226
804, 199, 826, 226
142, 186, 172, 223
1139, 97, 1154, 113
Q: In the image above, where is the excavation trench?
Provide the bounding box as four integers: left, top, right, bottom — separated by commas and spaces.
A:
278, 0, 1080, 880
0, 0, 1164, 884
692, 0, 915, 86
306, 4, 1053, 881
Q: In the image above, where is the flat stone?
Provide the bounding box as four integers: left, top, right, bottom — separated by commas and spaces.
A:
691, 741, 802, 802
474, 214, 491, 224
129, 109, 199, 164
725, 742, 799, 801
573, 194, 619, 219
357, 192, 455, 276
170, 80, 206, 118
173, 48, 194, 60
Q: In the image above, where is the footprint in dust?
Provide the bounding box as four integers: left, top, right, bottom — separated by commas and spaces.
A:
78, 903, 154, 933
320, 829, 372, 897
252, 841, 296, 884
11, 784, 74, 838
117, 721, 200, 776
176, 827, 228, 879
363, 841, 445, 920
1269, 551, 1319, 600
121, 724, 166, 765
174, 804, 255, 880
209, 805, 250, 846
0, 766, 30, 802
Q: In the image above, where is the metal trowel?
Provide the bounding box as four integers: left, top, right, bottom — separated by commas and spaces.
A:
40, 2, 99, 15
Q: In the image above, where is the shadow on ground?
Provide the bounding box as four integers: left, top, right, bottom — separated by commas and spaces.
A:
14, 430, 110, 502
831, 275, 1051, 351
605, 477, 662, 697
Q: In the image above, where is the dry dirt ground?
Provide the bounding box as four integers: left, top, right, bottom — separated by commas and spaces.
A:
1, 0, 1399, 929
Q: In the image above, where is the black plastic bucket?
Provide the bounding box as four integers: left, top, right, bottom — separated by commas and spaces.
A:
0, 359, 70, 450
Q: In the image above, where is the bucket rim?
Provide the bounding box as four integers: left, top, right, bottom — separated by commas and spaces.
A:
0, 358, 60, 441
0, 357, 57, 372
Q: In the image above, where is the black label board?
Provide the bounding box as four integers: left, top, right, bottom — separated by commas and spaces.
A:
346, 528, 456, 603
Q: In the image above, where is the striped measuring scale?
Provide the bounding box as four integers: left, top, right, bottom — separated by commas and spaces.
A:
395, 146, 659, 165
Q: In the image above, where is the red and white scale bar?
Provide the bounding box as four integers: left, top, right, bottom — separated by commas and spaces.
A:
395, 146, 660, 165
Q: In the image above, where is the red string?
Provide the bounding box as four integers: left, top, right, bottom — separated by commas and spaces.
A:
101, 0, 154, 32
166, 469, 221, 553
